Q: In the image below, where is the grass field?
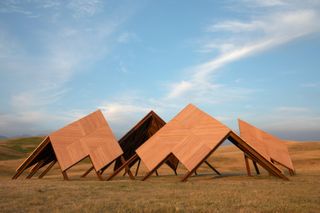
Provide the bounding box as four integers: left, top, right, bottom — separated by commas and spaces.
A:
0, 137, 319, 212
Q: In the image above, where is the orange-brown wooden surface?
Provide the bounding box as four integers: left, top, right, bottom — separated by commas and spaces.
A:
238, 119, 294, 171
136, 104, 230, 171
50, 110, 123, 171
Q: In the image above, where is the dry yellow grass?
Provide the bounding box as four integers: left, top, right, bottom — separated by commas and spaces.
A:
0, 140, 319, 212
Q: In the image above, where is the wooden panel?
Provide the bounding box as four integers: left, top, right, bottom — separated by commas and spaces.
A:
50, 110, 123, 171
238, 119, 294, 171
136, 104, 230, 171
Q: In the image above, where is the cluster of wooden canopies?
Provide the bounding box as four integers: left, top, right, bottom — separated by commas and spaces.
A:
12, 104, 295, 182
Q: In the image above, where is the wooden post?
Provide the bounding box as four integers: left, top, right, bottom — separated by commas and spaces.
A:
244, 154, 252, 176
155, 170, 159, 176
81, 166, 94, 178
142, 154, 172, 181
62, 171, 69, 180
107, 154, 138, 181
39, 160, 56, 179
181, 135, 229, 182
26, 161, 46, 179
95, 170, 104, 181
135, 159, 141, 176
204, 161, 221, 175
252, 161, 260, 175
194, 170, 198, 176
121, 156, 135, 180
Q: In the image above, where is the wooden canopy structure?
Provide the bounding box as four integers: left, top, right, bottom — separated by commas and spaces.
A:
81, 111, 179, 178
12, 110, 125, 180
108, 104, 289, 182
238, 119, 295, 176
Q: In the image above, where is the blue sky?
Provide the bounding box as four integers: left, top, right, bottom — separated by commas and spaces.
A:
0, 0, 319, 140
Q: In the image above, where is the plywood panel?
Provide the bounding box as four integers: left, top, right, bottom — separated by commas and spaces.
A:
136, 104, 231, 171
50, 110, 123, 171
239, 119, 294, 171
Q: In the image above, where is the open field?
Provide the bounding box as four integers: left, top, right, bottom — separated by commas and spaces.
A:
0, 138, 320, 212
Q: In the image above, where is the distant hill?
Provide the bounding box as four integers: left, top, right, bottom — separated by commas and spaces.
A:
0, 137, 44, 160
0, 135, 7, 139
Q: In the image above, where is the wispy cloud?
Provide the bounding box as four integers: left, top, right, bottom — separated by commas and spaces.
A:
0, 1, 138, 136
167, 5, 320, 102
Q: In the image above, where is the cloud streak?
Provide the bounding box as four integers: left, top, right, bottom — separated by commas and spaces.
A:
0, 0, 137, 136
167, 8, 320, 100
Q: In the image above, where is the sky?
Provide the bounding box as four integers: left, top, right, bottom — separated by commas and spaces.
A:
0, 0, 319, 140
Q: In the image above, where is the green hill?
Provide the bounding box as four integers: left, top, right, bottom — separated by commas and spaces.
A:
0, 137, 44, 160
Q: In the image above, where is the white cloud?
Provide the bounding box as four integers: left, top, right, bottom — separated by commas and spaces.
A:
167, 81, 193, 99
0, 1, 137, 136
168, 8, 320, 102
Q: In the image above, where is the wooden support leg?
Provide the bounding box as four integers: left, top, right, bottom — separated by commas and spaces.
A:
95, 170, 104, 181
142, 154, 173, 181
39, 160, 56, 179
252, 161, 260, 175
81, 166, 94, 178
204, 161, 221, 175
194, 170, 198, 176
62, 171, 69, 180
12, 169, 25, 180
174, 169, 178, 176
289, 169, 295, 176
135, 159, 141, 176
121, 156, 135, 180
155, 170, 159, 176
123, 171, 127, 176
107, 154, 138, 181
244, 154, 252, 176
26, 161, 46, 179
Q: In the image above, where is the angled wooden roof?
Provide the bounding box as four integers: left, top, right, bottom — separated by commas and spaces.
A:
135, 104, 288, 181
136, 104, 230, 171
50, 110, 122, 171
114, 111, 178, 171
238, 119, 294, 171
14, 110, 122, 179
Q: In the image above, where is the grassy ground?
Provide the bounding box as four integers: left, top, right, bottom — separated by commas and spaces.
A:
0, 138, 319, 212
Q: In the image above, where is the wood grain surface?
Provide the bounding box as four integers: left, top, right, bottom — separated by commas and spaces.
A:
239, 119, 294, 171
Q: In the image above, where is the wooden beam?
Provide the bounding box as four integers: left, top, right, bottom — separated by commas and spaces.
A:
252, 160, 260, 175
244, 154, 252, 176
81, 166, 94, 178
95, 170, 104, 181
12, 168, 25, 180
271, 159, 295, 176
107, 154, 138, 181
62, 171, 69, 180
38, 160, 56, 179
26, 160, 46, 179
121, 156, 135, 180
135, 159, 141, 176
204, 161, 221, 175
142, 154, 173, 181
228, 132, 288, 180
181, 134, 229, 182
